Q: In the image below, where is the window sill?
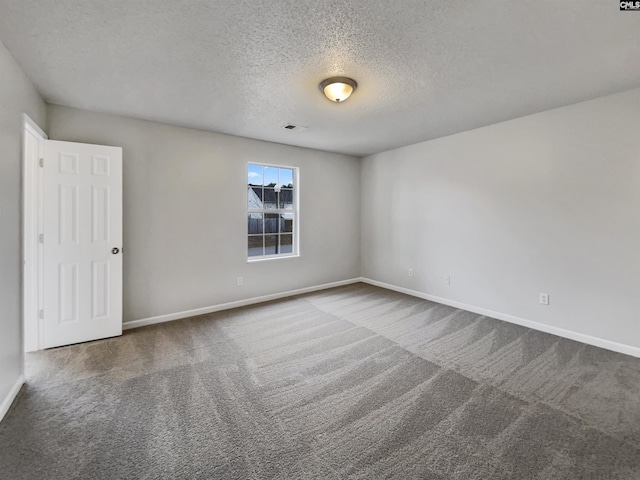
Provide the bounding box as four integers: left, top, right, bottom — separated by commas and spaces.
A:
247, 253, 300, 263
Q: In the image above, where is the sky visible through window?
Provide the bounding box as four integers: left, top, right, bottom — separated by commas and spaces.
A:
248, 164, 293, 187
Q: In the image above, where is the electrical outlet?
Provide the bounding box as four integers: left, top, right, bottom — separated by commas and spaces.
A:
444, 276, 450, 285
408, 268, 413, 277
237, 277, 243, 286
539, 293, 549, 305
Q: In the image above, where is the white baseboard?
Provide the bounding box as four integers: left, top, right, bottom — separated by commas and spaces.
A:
0, 375, 25, 424
123, 278, 361, 330
123, 276, 640, 359
360, 277, 640, 359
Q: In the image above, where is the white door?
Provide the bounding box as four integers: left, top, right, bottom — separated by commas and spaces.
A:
43, 140, 123, 348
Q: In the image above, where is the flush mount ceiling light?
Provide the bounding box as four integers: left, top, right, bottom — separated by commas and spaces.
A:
319, 77, 358, 103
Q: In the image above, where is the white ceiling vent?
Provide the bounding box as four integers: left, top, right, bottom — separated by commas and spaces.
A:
281, 123, 308, 132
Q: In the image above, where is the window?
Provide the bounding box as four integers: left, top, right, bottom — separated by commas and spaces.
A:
247, 163, 297, 259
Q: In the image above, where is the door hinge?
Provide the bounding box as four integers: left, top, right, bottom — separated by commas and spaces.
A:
39, 158, 44, 168
38, 309, 44, 320
38, 233, 44, 243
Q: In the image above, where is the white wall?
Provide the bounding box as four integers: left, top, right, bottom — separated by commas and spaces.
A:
47, 105, 361, 323
0, 40, 46, 412
361, 88, 640, 351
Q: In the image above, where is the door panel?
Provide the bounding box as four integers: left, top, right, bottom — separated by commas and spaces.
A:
43, 140, 122, 348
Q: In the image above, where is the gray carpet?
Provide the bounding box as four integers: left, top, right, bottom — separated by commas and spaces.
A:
2, 283, 640, 479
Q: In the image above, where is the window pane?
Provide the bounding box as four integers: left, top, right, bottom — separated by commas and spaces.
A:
248, 164, 263, 186
265, 213, 279, 233
279, 168, 293, 188
248, 213, 263, 235
263, 187, 277, 209
280, 234, 293, 254
264, 167, 278, 188
282, 213, 293, 233
265, 235, 277, 255
248, 186, 263, 209
248, 236, 263, 257
279, 188, 293, 210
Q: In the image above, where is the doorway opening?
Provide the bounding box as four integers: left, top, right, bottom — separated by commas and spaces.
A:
22, 117, 123, 352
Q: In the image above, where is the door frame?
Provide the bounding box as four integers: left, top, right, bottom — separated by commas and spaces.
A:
22, 114, 47, 352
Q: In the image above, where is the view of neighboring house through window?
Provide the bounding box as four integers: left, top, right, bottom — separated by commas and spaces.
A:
247, 163, 296, 258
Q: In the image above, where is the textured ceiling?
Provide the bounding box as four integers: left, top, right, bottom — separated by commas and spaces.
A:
1, 1, 639, 156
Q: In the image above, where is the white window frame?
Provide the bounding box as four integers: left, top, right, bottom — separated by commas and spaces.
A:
247, 162, 299, 262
